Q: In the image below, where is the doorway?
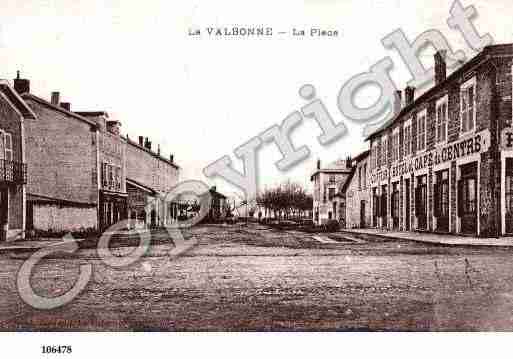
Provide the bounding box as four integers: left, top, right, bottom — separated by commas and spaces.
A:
405, 179, 411, 231
381, 184, 388, 228
435, 169, 450, 232
458, 162, 478, 235
0, 188, 8, 241
506, 159, 513, 234
416, 175, 427, 230
391, 182, 399, 229
372, 188, 379, 227
360, 200, 366, 228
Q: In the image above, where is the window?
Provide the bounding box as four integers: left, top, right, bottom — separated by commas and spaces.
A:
358, 167, 362, 190
436, 100, 448, 143
329, 174, 336, 183
372, 145, 378, 169
4, 133, 12, 161
461, 79, 476, 133
404, 124, 411, 156
102, 163, 122, 191
363, 164, 367, 189
417, 113, 426, 151
382, 137, 387, 166
328, 187, 335, 201
391, 132, 399, 162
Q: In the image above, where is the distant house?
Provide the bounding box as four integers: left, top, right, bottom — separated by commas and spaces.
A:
341, 150, 371, 229
310, 158, 353, 225
206, 186, 227, 221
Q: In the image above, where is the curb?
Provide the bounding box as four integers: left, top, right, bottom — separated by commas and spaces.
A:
339, 230, 513, 248
0, 238, 87, 254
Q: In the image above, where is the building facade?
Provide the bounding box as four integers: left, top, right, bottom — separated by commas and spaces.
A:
5, 73, 181, 237
0, 81, 31, 240
342, 151, 371, 229
367, 45, 513, 237
77, 111, 128, 232
125, 136, 180, 228
21, 91, 99, 235
311, 158, 353, 225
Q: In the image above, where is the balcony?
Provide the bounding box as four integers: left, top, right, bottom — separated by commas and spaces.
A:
102, 179, 122, 193
0, 159, 27, 184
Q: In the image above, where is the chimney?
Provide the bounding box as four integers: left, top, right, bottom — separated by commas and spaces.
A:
405, 86, 415, 106
157, 144, 161, 155
317, 159, 321, 170
138, 136, 144, 146
394, 90, 402, 115
13, 71, 30, 94
170, 154, 174, 163
144, 137, 152, 150
60, 102, 71, 111
434, 50, 447, 85
346, 156, 352, 168
106, 121, 121, 136
51, 92, 60, 105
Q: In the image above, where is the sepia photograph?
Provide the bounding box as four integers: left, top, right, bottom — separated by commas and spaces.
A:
1, 0, 513, 357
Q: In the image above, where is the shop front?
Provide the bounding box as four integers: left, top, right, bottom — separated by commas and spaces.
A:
370, 129, 493, 237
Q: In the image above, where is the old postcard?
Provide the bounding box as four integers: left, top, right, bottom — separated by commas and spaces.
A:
1, 0, 513, 356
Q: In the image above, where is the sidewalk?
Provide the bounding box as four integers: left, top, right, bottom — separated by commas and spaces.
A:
341, 228, 513, 247
0, 237, 86, 253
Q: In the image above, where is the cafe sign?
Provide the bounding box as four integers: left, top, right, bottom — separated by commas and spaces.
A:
370, 129, 490, 184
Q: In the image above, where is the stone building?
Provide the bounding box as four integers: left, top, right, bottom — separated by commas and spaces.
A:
7, 72, 181, 236
311, 158, 352, 225
76, 111, 128, 232
0, 80, 32, 240
20, 89, 99, 234
125, 136, 180, 228
367, 44, 513, 237
342, 151, 371, 229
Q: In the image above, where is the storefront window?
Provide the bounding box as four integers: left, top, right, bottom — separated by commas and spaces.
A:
505, 159, 513, 234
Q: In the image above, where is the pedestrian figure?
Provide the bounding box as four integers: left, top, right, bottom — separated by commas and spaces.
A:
464, 258, 476, 288
434, 260, 442, 283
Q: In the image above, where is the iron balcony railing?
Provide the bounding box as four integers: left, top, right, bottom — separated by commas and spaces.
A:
0, 159, 27, 184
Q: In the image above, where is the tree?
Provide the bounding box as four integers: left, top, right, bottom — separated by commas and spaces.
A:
256, 181, 313, 221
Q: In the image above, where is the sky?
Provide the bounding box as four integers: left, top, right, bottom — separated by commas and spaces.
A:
0, 0, 511, 199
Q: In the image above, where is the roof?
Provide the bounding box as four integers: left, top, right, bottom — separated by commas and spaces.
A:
310, 167, 352, 181
124, 135, 180, 170
75, 111, 109, 118
126, 178, 157, 195
310, 159, 353, 181
21, 93, 97, 128
365, 43, 513, 141
352, 150, 370, 163
0, 81, 36, 119
340, 167, 356, 194
337, 151, 369, 195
